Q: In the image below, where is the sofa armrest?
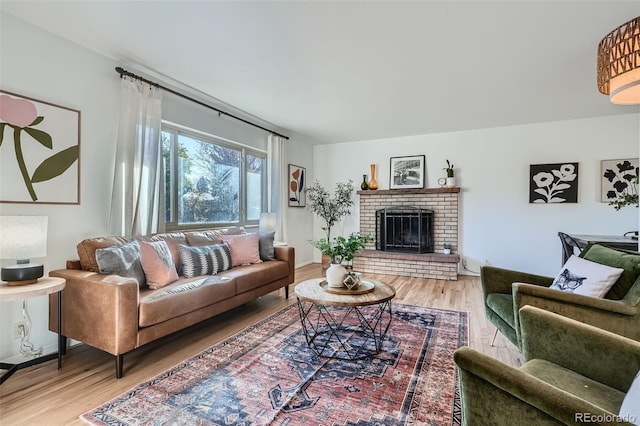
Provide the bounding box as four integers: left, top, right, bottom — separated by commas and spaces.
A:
453, 347, 625, 424
48, 269, 140, 356
274, 246, 295, 283
481, 265, 553, 296
519, 306, 640, 392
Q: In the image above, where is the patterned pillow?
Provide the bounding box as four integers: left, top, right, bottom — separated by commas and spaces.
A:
550, 255, 624, 298
140, 240, 179, 290
95, 240, 146, 288
178, 243, 232, 278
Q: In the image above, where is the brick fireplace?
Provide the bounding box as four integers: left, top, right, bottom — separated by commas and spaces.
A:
353, 187, 460, 280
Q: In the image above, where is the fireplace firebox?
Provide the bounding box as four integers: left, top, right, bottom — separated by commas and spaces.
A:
375, 207, 434, 253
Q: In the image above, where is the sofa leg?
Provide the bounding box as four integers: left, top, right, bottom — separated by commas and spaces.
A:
490, 329, 499, 347
116, 354, 124, 379
285, 285, 289, 299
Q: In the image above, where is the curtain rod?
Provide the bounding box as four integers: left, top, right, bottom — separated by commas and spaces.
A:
114, 67, 289, 140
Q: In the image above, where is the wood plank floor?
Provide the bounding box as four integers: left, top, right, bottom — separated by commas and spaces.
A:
0, 264, 521, 425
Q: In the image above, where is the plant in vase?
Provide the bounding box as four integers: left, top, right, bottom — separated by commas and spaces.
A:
443, 243, 452, 255
309, 233, 373, 287
443, 160, 455, 187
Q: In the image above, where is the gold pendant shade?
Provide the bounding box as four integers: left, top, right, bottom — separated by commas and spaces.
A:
597, 16, 640, 105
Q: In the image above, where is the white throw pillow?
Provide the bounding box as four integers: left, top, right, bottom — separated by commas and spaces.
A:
549, 255, 624, 298
619, 370, 640, 424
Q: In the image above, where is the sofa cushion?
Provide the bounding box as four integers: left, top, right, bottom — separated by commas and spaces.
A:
550, 255, 623, 298
178, 243, 232, 278
582, 244, 640, 300
77, 236, 130, 272
219, 260, 290, 294
138, 276, 236, 327
221, 233, 262, 266
185, 227, 244, 247
95, 240, 146, 288
259, 231, 276, 261
140, 240, 179, 290
150, 232, 187, 276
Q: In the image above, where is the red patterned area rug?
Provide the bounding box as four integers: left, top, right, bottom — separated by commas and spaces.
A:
82, 303, 467, 425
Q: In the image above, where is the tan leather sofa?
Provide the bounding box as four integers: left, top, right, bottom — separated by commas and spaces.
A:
48, 231, 295, 378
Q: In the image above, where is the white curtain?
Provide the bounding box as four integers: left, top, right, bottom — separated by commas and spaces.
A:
109, 78, 163, 237
267, 134, 287, 242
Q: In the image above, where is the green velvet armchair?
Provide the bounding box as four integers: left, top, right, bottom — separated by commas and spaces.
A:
481, 243, 640, 348
454, 306, 640, 425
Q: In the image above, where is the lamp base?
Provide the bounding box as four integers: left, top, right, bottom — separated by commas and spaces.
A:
1, 264, 43, 286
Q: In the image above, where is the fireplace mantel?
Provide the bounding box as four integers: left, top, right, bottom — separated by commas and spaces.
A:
358, 187, 460, 196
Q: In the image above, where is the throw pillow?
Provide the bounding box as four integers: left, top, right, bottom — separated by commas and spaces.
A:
150, 232, 187, 276
259, 231, 276, 261
619, 370, 640, 421
178, 243, 232, 278
140, 240, 179, 290
582, 243, 640, 300
221, 232, 262, 266
95, 240, 146, 288
550, 255, 624, 298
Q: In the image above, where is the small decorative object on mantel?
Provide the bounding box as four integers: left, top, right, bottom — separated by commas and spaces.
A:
360, 174, 369, 190
601, 158, 639, 210
368, 164, 379, 190
390, 155, 425, 189
443, 243, 452, 255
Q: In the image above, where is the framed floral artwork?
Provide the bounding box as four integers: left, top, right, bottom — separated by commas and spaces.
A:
601, 158, 638, 203
390, 155, 425, 189
0, 90, 80, 204
288, 164, 305, 207
529, 163, 579, 203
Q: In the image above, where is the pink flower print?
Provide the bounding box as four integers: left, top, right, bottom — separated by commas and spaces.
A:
0, 95, 37, 128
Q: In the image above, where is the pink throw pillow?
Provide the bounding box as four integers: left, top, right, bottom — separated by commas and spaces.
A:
140, 240, 179, 289
221, 233, 262, 267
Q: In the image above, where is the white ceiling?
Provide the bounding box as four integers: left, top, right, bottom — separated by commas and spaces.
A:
2, 1, 639, 143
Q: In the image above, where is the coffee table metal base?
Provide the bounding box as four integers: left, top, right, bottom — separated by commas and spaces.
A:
296, 299, 393, 360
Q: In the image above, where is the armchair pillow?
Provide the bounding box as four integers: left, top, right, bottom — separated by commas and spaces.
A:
550, 255, 624, 297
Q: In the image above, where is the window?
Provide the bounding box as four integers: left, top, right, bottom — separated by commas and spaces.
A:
162, 124, 266, 230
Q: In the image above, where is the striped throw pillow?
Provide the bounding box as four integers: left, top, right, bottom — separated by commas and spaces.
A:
178, 243, 232, 278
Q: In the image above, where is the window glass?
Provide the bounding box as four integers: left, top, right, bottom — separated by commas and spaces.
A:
162, 126, 266, 229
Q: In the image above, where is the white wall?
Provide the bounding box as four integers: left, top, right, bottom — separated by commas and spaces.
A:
0, 14, 315, 360
313, 114, 640, 276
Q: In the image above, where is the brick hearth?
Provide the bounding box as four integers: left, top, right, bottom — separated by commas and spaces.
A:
353, 187, 460, 280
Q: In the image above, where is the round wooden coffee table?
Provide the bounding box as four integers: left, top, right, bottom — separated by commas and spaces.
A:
294, 277, 396, 360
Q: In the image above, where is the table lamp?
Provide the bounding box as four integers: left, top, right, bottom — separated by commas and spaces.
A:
0, 216, 48, 286
259, 212, 277, 233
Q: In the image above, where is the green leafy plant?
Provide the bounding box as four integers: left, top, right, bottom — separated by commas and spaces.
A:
305, 179, 354, 240
443, 160, 454, 178
309, 233, 373, 265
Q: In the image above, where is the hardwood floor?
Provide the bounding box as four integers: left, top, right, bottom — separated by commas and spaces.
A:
0, 264, 521, 425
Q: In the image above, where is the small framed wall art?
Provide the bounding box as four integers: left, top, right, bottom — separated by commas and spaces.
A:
601, 158, 638, 203
0, 90, 81, 204
288, 164, 306, 207
389, 155, 425, 189
529, 162, 579, 203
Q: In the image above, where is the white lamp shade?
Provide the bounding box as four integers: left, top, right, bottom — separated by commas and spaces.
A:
259, 212, 277, 233
0, 216, 48, 260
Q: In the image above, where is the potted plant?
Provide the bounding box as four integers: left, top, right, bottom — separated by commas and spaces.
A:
443, 160, 455, 187
309, 233, 373, 287
443, 242, 452, 255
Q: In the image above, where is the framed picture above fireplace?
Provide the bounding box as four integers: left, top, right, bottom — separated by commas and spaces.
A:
390, 155, 425, 189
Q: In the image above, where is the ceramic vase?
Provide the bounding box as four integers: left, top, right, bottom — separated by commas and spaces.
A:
368, 164, 379, 190
446, 177, 455, 187
326, 263, 347, 287
361, 174, 369, 190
